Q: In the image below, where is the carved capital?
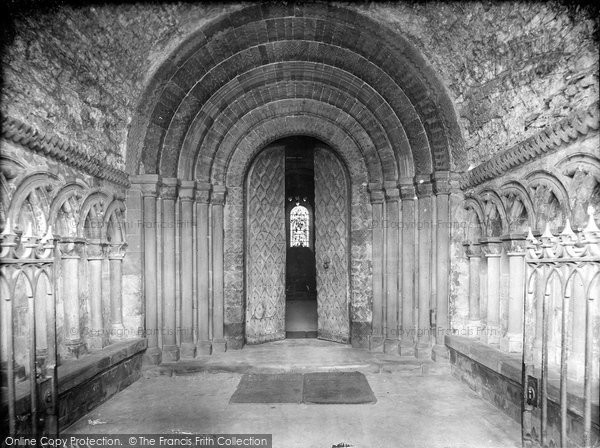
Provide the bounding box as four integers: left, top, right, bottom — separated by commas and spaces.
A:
480, 237, 503, 256
195, 181, 212, 204
463, 241, 482, 258
131, 174, 161, 198
383, 181, 400, 202
501, 233, 527, 254
87, 239, 108, 259
211, 185, 227, 206
368, 183, 385, 204
415, 176, 433, 197
398, 177, 416, 200
58, 238, 86, 258
431, 171, 451, 195
178, 180, 195, 201
107, 242, 127, 259
160, 178, 179, 200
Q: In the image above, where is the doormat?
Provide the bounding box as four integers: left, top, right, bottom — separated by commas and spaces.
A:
229, 373, 303, 403
229, 372, 376, 404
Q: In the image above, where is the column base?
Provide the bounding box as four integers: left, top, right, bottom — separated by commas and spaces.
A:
196, 340, 212, 356
383, 338, 399, 354
414, 342, 432, 360
482, 323, 501, 345
399, 340, 416, 357
368, 335, 385, 352
162, 345, 180, 362
212, 339, 227, 353
180, 342, 197, 359
66, 340, 86, 359
110, 323, 126, 343
467, 319, 482, 339
88, 336, 108, 350
431, 344, 450, 363
499, 332, 523, 353
144, 346, 162, 365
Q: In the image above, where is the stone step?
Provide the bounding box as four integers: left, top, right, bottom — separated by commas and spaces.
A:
150, 358, 451, 377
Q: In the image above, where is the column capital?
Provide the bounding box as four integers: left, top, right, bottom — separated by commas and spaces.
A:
368, 183, 385, 204
501, 233, 527, 254
195, 181, 212, 204
86, 239, 108, 259
463, 241, 482, 258
480, 237, 503, 256
160, 178, 179, 200
415, 175, 433, 197
431, 171, 451, 195
58, 237, 86, 258
399, 177, 416, 199
178, 180, 196, 201
131, 174, 162, 197
383, 181, 400, 202
211, 185, 227, 205
107, 241, 128, 260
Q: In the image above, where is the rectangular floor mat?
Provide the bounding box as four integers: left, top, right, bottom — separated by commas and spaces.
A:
229, 373, 303, 403
302, 371, 377, 404
230, 371, 376, 404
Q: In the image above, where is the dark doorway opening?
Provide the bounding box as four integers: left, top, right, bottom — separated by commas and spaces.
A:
284, 137, 318, 338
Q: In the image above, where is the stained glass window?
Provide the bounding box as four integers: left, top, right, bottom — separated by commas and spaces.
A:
290, 204, 309, 247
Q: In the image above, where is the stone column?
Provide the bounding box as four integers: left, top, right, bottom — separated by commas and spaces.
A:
384, 182, 400, 353
108, 242, 127, 341
195, 182, 212, 355
416, 176, 433, 358
179, 181, 196, 358
464, 242, 483, 337
87, 240, 107, 349
136, 175, 161, 364
161, 178, 179, 361
59, 238, 86, 358
368, 184, 385, 352
481, 238, 502, 345
399, 179, 416, 356
500, 234, 526, 352
432, 171, 451, 348
211, 185, 227, 353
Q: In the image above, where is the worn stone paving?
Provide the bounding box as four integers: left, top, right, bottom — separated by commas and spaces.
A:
66, 372, 521, 448
66, 340, 521, 448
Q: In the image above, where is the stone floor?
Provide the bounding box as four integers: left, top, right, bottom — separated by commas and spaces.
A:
66, 340, 521, 448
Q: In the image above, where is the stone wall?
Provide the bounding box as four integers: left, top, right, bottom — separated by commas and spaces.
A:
1, 2, 238, 171
3, 2, 596, 174
362, 1, 598, 169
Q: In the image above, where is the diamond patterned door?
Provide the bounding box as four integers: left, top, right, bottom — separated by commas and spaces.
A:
314, 149, 350, 343
245, 146, 286, 344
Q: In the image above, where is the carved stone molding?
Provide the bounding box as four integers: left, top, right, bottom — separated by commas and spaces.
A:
2, 116, 130, 187
461, 104, 599, 189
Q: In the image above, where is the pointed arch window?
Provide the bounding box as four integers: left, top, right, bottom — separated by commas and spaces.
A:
290, 204, 310, 247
